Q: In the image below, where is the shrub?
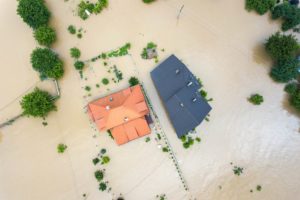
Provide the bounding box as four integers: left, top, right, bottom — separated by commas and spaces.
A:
143, 0, 156, 3
248, 94, 264, 105
265, 32, 299, 60
99, 182, 107, 191
290, 90, 300, 111
271, 3, 300, 31
20, 88, 56, 118
68, 25, 76, 34
284, 82, 298, 95
34, 25, 56, 46
94, 170, 104, 181
245, 0, 276, 15
102, 78, 109, 85
74, 61, 85, 70
270, 58, 299, 82
17, 0, 50, 29
31, 48, 64, 79
57, 143, 67, 153
78, 1, 95, 20
101, 156, 110, 164
129, 77, 140, 86
70, 47, 81, 59
93, 158, 100, 165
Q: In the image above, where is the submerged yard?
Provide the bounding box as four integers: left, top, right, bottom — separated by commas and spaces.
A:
0, 0, 300, 200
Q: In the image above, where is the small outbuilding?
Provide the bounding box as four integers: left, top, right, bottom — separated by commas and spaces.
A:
151, 55, 212, 138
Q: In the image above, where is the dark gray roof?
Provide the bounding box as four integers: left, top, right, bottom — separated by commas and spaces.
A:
151, 55, 212, 138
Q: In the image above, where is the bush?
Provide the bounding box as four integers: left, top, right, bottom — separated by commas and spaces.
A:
102, 78, 109, 85
270, 58, 299, 82
271, 3, 300, 31
74, 61, 85, 70
265, 32, 299, 60
20, 88, 56, 117
129, 77, 140, 86
99, 182, 107, 191
31, 48, 64, 79
94, 170, 104, 181
70, 47, 81, 59
143, 0, 156, 3
284, 82, 298, 95
290, 90, 300, 111
68, 25, 76, 34
248, 94, 264, 105
57, 143, 67, 153
17, 0, 50, 29
245, 0, 276, 15
34, 25, 56, 46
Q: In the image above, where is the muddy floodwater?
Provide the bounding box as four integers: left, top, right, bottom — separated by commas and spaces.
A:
0, 0, 300, 200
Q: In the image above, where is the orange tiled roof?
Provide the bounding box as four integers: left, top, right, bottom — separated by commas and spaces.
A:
87, 85, 151, 145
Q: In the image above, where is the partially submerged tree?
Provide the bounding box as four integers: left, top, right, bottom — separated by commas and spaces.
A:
31, 48, 64, 79
271, 2, 300, 31
17, 0, 50, 29
265, 32, 299, 60
270, 58, 299, 82
245, 0, 276, 15
128, 77, 140, 87
34, 25, 56, 46
20, 88, 56, 118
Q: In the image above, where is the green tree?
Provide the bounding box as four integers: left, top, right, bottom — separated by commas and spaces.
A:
74, 61, 85, 70
143, 0, 156, 3
34, 25, 56, 46
270, 58, 299, 82
17, 0, 50, 29
265, 32, 299, 60
128, 77, 140, 86
248, 94, 264, 105
70, 47, 81, 59
245, 0, 276, 15
20, 88, 56, 118
31, 48, 64, 79
57, 143, 67, 153
271, 2, 300, 31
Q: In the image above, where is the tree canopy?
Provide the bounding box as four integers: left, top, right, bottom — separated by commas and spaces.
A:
265, 32, 299, 60
17, 0, 50, 29
34, 25, 56, 46
271, 2, 300, 31
245, 0, 276, 15
20, 88, 56, 118
31, 48, 64, 79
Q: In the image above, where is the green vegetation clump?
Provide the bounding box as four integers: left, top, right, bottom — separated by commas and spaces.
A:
70, 47, 81, 59
20, 88, 56, 118
265, 32, 299, 60
31, 48, 64, 79
102, 78, 109, 85
78, 0, 108, 20
270, 58, 299, 82
101, 156, 110, 164
34, 25, 56, 46
94, 170, 104, 181
99, 182, 107, 191
17, 0, 50, 29
256, 185, 262, 191
271, 2, 300, 31
129, 77, 140, 87
57, 143, 67, 153
143, 0, 156, 3
68, 25, 76, 34
233, 166, 244, 176
245, 0, 276, 15
248, 94, 264, 105
74, 61, 85, 70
